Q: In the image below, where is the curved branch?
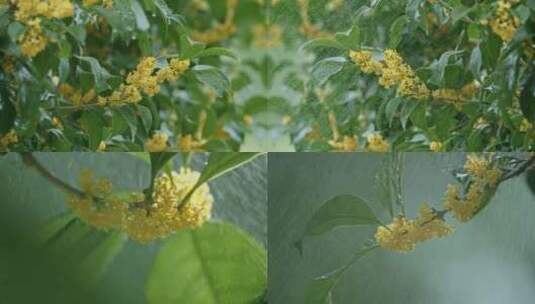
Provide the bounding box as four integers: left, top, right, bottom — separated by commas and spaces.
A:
20, 153, 85, 197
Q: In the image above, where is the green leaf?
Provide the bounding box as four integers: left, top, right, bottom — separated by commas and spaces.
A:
300, 38, 346, 51
304, 268, 342, 304
33, 213, 77, 245
409, 101, 427, 129
199, 152, 260, 183
469, 46, 482, 79
181, 153, 261, 206
66, 24, 87, 45
192, 65, 230, 96
450, 4, 473, 25
180, 35, 206, 59
311, 57, 347, 86
334, 25, 360, 49
195, 47, 238, 60
147, 152, 178, 195
481, 32, 501, 69
520, 66, 535, 123
388, 15, 408, 49
304, 244, 378, 304
467, 23, 482, 43
80, 111, 104, 150
0, 75, 16, 135
429, 50, 463, 87
76, 232, 127, 289
146, 222, 267, 304
526, 170, 535, 197
151, 0, 182, 25
294, 195, 380, 254
7, 21, 25, 42
136, 104, 153, 133
128, 152, 151, 163
385, 97, 403, 126
97, 0, 137, 40
76, 56, 112, 93
130, 0, 150, 31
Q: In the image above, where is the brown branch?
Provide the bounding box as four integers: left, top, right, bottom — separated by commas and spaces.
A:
20, 153, 85, 197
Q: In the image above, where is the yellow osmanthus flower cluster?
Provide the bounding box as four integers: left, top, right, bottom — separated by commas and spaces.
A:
67, 168, 213, 243
350, 49, 430, 100
125, 168, 214, 243
429, 141, 444, 152
145, 132, 169, 152
375, 203, 453, 252
98, 57, 190, 106
329, 136, 358, 152
18, 19, 48, 57
432, 81, 480, 109
11, 0, 74, 57
252, 24, 283, 48
367, 133, 390, 152
443, 154, 501, 222
489, 0, 520, 42
349, 49, 479, 105
0, 129, 18, 151
67, 169, 126, 230
327, 111, 358, 152
519, 118, 533, 133
191, 0, 238, 43
178, 110, 208, 152
58, 84, 96, 106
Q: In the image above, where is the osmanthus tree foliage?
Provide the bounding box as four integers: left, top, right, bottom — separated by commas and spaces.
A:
285, 0, 535, 152
0, 152, 267, 303
0, 0, 262, 152
296, 152, 535, 303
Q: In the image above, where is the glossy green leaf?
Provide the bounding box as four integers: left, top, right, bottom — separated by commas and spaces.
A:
195, 47, 238, 60
300, 38, 346, 51
520, 65, 535, 123
76, 56, 112, 93
76, 232, 127, 288
181, 153, 261, 205
146, 222, 266, 304
192, 65, 230, 96
334, 25, 360, 50
311, 57, 347, 86
294, 194, 380, 254
388, 15, 408, 48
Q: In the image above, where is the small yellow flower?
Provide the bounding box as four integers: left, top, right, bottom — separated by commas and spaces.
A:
178, 134, 206, 152
519, 119, 533, 132
0, 129, 18, 151
490, 0, 520, 42
19, 18, 48, 57
328, 136, 358, 152
375, 203, 453, 253
97, 141, 107, 151
243, 115, 254, 126
145, 132, 168, 152
125, 168, 214, 243
367, 133, 390, 152
429, 141, 443, 152
443, 155, 501, 222
281, 115, 292, 126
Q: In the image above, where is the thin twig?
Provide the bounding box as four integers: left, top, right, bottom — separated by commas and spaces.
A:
20, 153, 85, 197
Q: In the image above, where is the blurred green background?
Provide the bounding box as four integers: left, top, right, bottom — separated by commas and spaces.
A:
0, 153, 267, 304
268, 153, 535, 304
